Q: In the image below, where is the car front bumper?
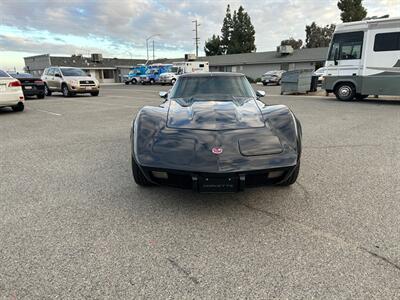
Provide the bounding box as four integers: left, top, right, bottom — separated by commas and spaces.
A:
68, 85, 100, 93
138, 164, 294, 192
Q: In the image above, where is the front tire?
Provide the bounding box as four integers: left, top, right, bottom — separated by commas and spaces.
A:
150, 79, 155, 85
12, 102, 24, 112
279, 162, 300, 186
37, 93, 45, 99
131, 156, 153, 186
171, 78, 176, 85
62, 84, 71, 97
334, 82, 356, 101
91, 91, 99, 96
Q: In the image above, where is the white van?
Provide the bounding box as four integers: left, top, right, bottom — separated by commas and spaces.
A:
323, 17, 400, 101
159, 61, 209, 85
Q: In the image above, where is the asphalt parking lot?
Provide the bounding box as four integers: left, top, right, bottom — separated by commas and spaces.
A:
1, 84, 399, 299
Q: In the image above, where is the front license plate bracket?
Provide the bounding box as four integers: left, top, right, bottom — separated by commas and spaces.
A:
197, 176, 238, 193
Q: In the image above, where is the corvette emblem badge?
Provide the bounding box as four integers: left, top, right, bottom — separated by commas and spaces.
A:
212, 147, 223, 155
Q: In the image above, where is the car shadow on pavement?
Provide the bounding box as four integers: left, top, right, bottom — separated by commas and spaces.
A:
128, 183, 310, 221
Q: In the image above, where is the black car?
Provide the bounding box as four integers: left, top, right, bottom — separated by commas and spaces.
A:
9, 73, 45, 99
131, 72, 302, 192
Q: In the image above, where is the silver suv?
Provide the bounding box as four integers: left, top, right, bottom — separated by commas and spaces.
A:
42, 67, 100, 97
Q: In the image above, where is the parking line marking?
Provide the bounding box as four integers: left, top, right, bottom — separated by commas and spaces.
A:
66, 98, 138, 108
29, 108, 62, 116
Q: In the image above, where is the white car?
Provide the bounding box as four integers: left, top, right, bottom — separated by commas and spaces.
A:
0, 69, 25, 112
313, 67, 326, 83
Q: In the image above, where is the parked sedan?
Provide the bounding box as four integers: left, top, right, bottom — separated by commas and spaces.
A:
131, 72, 302, 192
9, 72, 45, 99
0, 69, 25, 112
261, 70, 286, 86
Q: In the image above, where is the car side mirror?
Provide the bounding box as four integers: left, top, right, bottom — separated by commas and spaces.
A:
256, 90, 266, 97
55, 73, 61, 78
159, 91, 168, 99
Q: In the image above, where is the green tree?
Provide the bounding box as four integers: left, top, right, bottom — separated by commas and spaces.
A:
337, 0, 367, 22
204, 4, 256, 56
305, 22, 335, 48
220, 4, 233, 53
204, 35, 223, 56
280, 37, 303, 49
228, 6, 256, 54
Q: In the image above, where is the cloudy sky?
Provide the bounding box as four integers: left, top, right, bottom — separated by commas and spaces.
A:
0, 0, 398, 70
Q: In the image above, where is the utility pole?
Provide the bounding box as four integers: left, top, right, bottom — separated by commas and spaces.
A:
192, 20, 200, 58
152, 40, 155, 61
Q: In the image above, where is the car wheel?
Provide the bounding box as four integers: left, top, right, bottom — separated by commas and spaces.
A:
334, 82, 356, 101
62, 84, 71, 97
37, 93, 45, 99
171, 78, 176, 85
278, 161, 300, 186
44, 84, 52, 96
131, 156, 153, 186
91, 91, 99, 96
11, 102, 24, 112
132, 79, 137, 85
355, 94, 368, 100
150, 79, 155, 85
125, 81, 130, 85
262, 82, 267, 86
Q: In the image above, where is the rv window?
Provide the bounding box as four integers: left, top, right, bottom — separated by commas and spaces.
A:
328, 31, 364, 60
374, 32, 400, 52
199, 64, 204, 68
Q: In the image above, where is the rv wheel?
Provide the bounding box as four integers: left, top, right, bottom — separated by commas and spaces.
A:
334, 82, 355, 101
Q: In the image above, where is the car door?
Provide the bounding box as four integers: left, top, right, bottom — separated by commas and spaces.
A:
326, 31, 364, 76
53, 68, 63, 91
45, 68, 53, 89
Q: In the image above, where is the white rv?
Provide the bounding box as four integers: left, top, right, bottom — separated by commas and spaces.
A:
323, 17, 400, 101
159, 61, 209, 85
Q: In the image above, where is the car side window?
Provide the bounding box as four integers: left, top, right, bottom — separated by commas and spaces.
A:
54, 68, 61, 77
48, 68, 55, 76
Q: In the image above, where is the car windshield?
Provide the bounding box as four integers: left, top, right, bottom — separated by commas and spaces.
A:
0, 70, 10, 77
170, 67, 179, 73
170, 75, 254, 101
61, 68, 87, 76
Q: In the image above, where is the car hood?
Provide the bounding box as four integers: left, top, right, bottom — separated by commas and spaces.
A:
166, 98, 265, 130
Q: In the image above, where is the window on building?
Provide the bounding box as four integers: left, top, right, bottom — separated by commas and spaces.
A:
103, 70, 114, 79
328, 31, 364, 60
374, 32, 400, 52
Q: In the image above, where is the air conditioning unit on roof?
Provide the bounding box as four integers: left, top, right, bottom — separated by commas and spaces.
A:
277, 45, 294, 55
91, 53, 103, 62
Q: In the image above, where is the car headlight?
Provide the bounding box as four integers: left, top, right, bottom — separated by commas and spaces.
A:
68, 80, 79, 86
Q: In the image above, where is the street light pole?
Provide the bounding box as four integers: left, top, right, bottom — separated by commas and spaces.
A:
145, 34, 160, 63
192, 20, 200, 58
152, 40, 155, 61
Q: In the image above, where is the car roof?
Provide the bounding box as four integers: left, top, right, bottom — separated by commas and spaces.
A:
179, 72, 244, 78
